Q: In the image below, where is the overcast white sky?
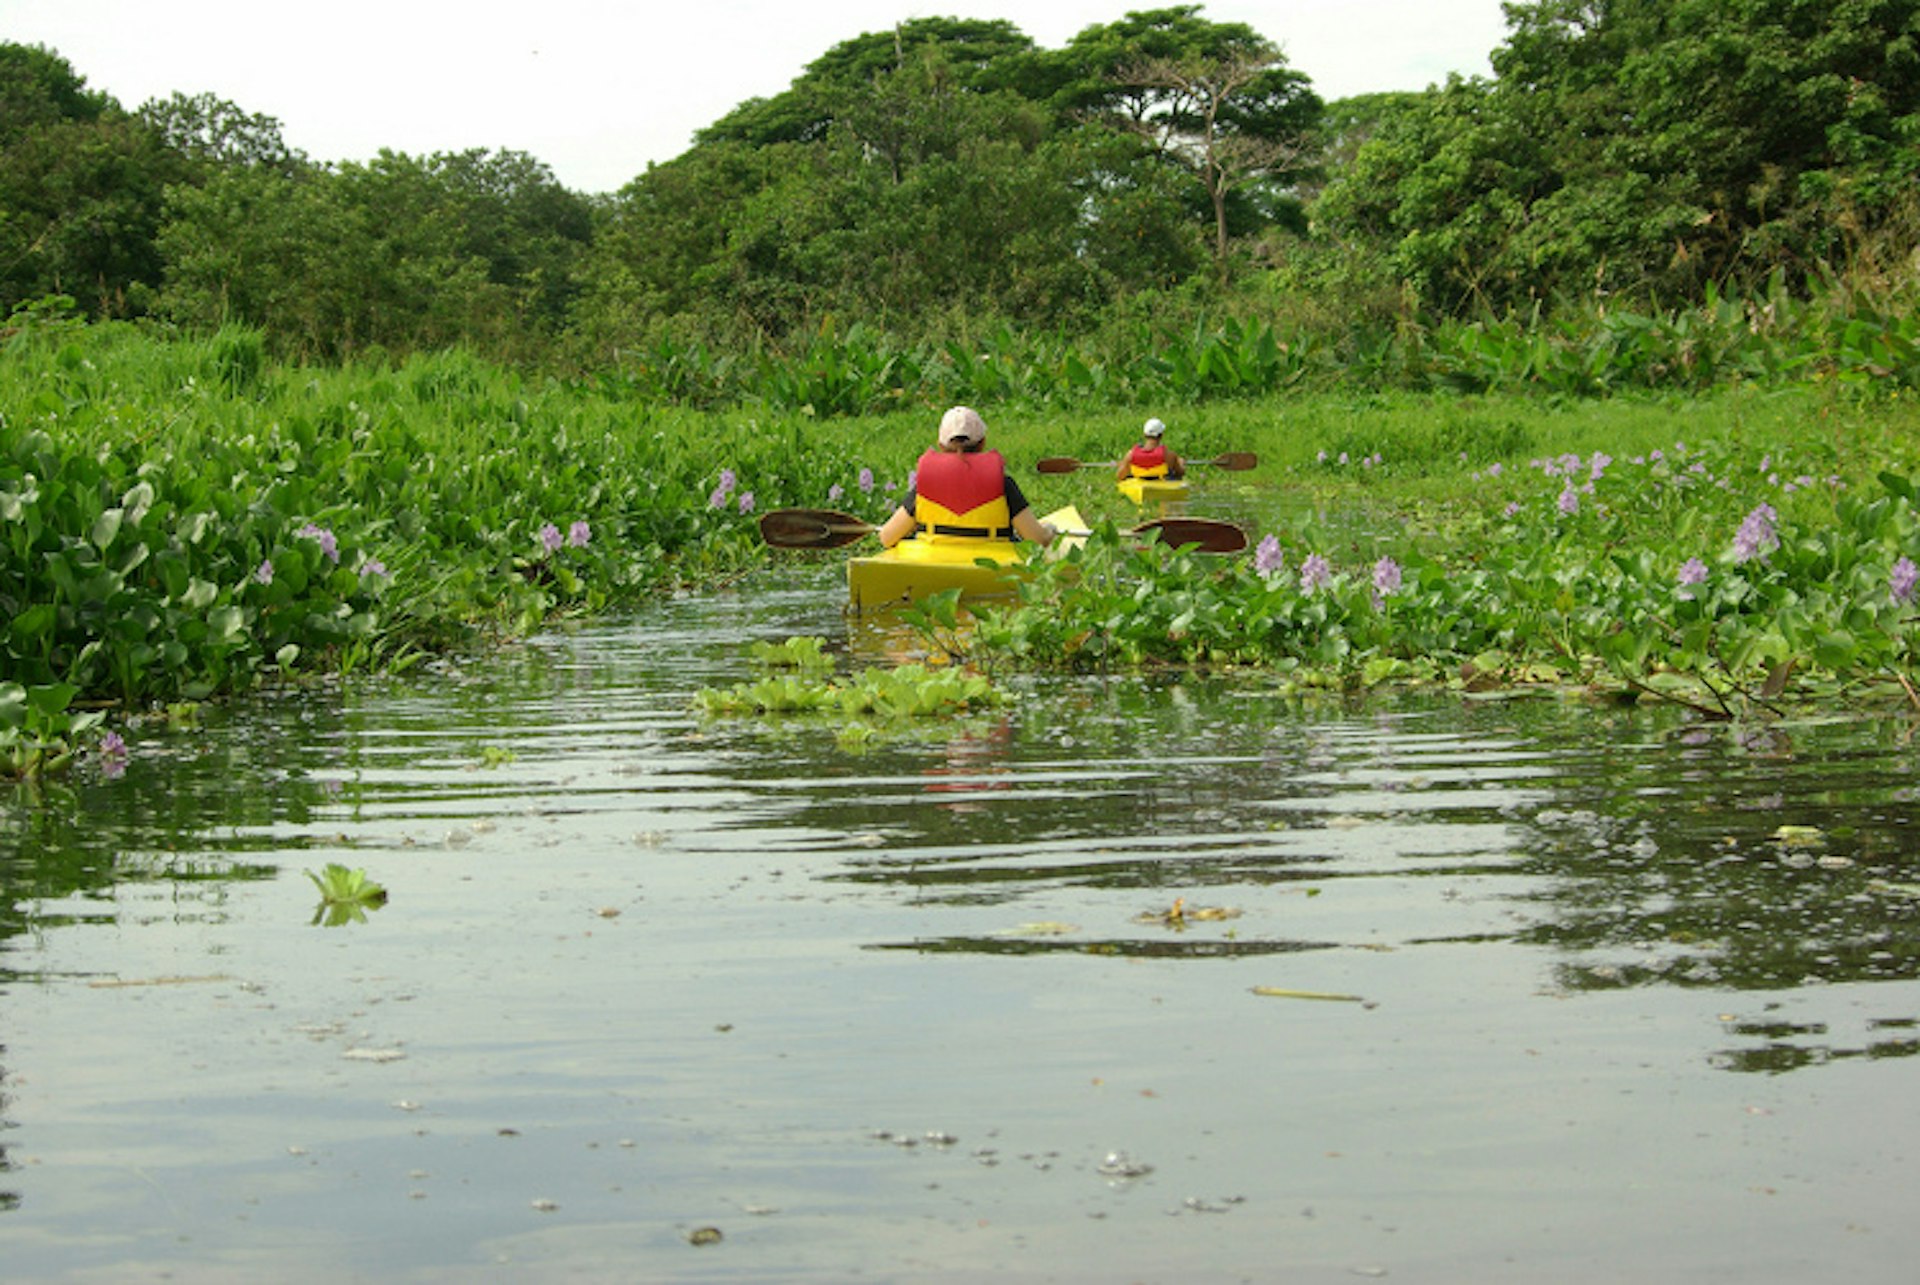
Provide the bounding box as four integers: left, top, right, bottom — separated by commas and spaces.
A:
7, 1, 1512, 194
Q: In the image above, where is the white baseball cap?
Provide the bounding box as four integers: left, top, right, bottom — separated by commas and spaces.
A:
1143, 417, 1166, 438
940, 405, 987, 445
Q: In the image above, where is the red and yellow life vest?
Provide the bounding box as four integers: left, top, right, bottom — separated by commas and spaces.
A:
1125, 443, 1170, 479
913, 449, 1013, 542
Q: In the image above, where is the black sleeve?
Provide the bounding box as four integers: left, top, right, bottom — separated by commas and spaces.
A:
1003, 475, 1030, 516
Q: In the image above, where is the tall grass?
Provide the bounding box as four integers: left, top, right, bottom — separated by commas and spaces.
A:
567, 276, 1920, 415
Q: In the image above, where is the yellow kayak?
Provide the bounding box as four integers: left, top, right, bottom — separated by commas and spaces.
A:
1117, 475, 1190, 506
847, 506, 1085, 613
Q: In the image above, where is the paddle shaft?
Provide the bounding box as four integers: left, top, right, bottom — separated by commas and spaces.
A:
761, 507, 1246, 554
1035, 451, 1257, 475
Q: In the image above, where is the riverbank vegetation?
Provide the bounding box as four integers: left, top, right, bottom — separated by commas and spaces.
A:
6, 2, 1920, 773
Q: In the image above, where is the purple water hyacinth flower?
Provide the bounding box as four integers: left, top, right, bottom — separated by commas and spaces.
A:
1372, 556, 1402, 599
1488, 462, 1503, 477
708, 485, 729, 509
828, 482, 844, 502
1892, 556, 1918, 604
254, 559, 274, 585
858, 467, 875, 494
906, 469, 917, 491
1338, 452, 1350, 466
1732, 503, 1778, 563
1676, 557, 1708, 600
718, 468, 736, 494
568, 520, 591, 548
1317, 450, 1328, 463
1504, 501, 1522, 518
361, 558, 388, 578
1299, 553, 1332, 594
1253, 535, 1284, 577
1589, 452, 1612, 481
540, 522, 563, 554
97, 730, 128, 778
738, 492, 756, 514
1557, 485, 1580, 516
297, 522, 339, 563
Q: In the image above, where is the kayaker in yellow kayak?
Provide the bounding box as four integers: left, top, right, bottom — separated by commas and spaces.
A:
1115, 417, 1186, 482
879, 406, 1059, 549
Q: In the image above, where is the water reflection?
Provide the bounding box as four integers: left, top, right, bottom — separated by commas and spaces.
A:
7, 569, 1920, 1279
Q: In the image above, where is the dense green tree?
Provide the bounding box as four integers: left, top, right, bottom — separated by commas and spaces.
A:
588, 30, 1156, 343
1316, 0, 1920, 311
0, 42, 113, 145
158, 154, 506, 360
0, 43, 178, 318
156, 145, 592, 360
699, 17, 1039, 148
136, 91, 306, 173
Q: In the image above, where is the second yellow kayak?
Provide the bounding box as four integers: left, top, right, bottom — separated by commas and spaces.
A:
1117, 475, 1190, 506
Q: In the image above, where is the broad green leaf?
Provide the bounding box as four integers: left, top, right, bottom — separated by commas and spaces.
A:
91, 507, 124, 551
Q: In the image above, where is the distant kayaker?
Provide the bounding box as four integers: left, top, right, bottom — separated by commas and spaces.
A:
879, 406, 1057, 549
1116, 417, 1186, 482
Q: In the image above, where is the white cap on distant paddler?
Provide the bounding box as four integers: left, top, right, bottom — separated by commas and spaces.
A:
1143, 417, 1166, 438
940, 405, 987, 446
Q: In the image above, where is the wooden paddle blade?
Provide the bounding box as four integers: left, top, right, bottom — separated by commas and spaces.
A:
1036, 457, 1112, 474
758, 508, 877, 549
1206, 451, 1258, 470
1131, 518, 1249, 554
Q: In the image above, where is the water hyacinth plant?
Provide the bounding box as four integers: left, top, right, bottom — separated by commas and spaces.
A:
305, 862, 390, 927
944, 439, 1920, 715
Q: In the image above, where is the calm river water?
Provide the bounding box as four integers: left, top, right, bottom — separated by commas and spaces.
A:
4, 566, 1919, 1283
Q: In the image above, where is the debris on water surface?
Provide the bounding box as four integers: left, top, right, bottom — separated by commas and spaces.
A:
1773, 824, 1825, 847
341, 1046, 407, 1062
924, 1131, 958, 1146
88, 973, 235, 988
1178, 1195, 1245, 1214
595, 906, 622, 918
531, 1199, 558, 1212
1250, 986, 1366, 1003
1097, 1151, 1154, 1179
1134, 898, 1241, 928
391, 1100, 422, 1112
1000, 921, 1080, 936
687, 1226, 723, 1246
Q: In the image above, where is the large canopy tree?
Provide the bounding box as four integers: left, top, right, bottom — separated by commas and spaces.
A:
1316, 0, 1920, 311
1049, 6, 1323, 280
